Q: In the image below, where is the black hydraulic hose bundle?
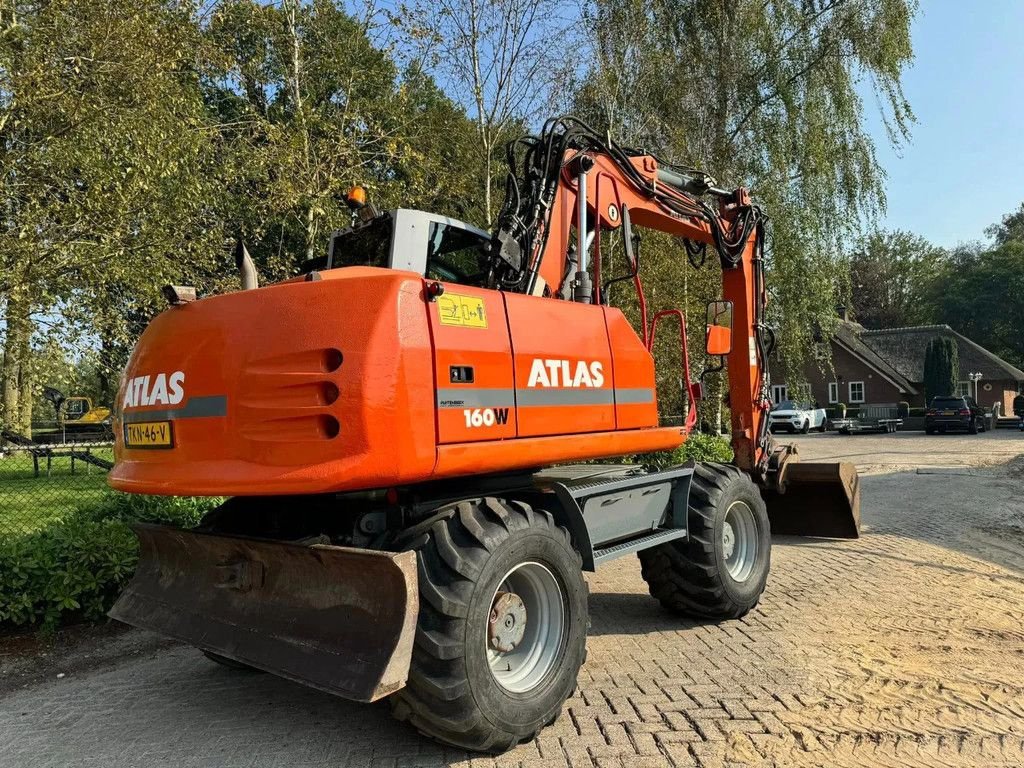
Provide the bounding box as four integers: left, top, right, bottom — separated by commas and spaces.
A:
491, 117, 762, 291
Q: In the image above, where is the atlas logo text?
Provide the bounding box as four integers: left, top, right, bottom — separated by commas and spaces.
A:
123, 371, 185, 408
527, 359, 604, 388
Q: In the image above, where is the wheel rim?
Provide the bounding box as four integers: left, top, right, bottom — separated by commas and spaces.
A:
486, 561, 565, 693
721, 501, 758, 582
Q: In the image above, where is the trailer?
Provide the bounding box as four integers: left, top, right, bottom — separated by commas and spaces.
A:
833, 403, 903, 434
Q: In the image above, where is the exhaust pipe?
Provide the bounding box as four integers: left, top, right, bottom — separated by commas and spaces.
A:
235, 238, 258, 290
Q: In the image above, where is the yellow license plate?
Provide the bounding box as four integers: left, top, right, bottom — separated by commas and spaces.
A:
124, 420, 174, 448
941, 410, 954, 416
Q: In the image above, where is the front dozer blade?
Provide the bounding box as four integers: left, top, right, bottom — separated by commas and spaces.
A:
109, 523, 418, 702
762, 461, 861, 538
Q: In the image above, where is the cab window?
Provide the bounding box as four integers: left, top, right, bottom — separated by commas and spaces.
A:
302, 215, 394, 274
425, 222, 489, 287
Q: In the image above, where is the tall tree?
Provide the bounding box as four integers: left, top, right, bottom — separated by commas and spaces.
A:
923, 336, 958, 404
0, 0, 221, 431
574, 0, 917, 384
204, 0, 484, 277
929, 238, 1024, 369
986, 202, 1024, 245
849, 230, 944, 329
402, 0, 570, 224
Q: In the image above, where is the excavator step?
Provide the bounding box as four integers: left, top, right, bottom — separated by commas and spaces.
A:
593, 527, 689, 565
535, 463, 694, 569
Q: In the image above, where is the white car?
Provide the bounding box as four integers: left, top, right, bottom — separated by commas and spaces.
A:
769, 400, 828, 433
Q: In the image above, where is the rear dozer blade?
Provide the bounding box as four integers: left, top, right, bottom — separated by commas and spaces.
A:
762, 461, 861, 538
109, 523, 418, 702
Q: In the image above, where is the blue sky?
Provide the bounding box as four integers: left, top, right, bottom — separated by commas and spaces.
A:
868, 1, 1024, 247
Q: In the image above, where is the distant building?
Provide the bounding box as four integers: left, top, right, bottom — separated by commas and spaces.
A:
773, 319, 1024, 410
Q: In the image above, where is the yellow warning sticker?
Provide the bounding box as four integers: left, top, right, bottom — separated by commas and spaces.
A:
438, 293, 488, 329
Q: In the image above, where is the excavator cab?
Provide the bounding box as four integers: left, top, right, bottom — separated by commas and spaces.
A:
310, 209, 492, 287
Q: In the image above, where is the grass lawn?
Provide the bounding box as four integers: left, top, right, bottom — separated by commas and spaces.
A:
0, 448, 114, 538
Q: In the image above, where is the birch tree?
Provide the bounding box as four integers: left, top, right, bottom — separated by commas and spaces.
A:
407, 0, 570, 224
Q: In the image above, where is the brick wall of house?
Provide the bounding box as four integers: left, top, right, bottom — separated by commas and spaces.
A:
778, 343, 912, 408
979, 381, 1019, 413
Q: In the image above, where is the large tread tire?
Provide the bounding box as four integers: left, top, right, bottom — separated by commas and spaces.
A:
638, 463, 770, 620
390, 497, 587, 753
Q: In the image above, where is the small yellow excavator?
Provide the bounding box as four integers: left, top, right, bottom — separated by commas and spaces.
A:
41, 387, 112, 442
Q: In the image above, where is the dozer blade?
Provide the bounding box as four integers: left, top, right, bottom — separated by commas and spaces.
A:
109, 523, 418, 702
762, 461, 861, 538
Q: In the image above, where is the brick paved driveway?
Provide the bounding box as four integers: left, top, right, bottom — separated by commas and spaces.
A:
3, 432, 1024, 767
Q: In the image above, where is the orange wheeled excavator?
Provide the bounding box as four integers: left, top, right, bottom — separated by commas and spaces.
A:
109, 117, 858, 752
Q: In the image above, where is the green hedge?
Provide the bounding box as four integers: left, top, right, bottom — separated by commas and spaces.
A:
0, 494, 218, 631
635, 433, 734, 471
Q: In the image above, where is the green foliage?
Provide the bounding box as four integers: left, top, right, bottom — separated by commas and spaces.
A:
638, 433, 734, 472
576, 0, 917, 386
928, 239, 1024, 369
203, 0, 485, 279
0, 493, 218, 631
850, 230, 945, 329
897, 401, 910, 418
923, 336, 959, 404
986, 203, 1024, 245
2, 0, 486, 423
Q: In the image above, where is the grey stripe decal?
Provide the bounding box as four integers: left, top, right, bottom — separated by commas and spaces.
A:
437, 389, 515, 408
615, 388, 656, 404
517, 389, 614, 406
436, 388, 655, 408
122, 395, 228, 423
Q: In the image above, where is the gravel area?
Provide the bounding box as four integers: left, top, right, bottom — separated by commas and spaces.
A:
3, 430, 1023, 767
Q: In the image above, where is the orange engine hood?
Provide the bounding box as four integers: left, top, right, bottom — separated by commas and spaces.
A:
109, 268, 437, 495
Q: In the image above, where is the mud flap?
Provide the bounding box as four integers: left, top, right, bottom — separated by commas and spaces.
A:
762, 461, 861, 538
109, 523, 418, 702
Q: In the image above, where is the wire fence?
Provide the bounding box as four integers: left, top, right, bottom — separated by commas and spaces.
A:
0, 439, 115, 539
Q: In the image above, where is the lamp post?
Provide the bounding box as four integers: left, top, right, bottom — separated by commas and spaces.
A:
968, 372, 982, 402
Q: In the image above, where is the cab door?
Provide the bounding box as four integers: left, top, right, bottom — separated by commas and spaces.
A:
427, 283, 517, 444
504, 293, 615, 437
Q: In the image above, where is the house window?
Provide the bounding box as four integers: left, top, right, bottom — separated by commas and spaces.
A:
771, 384, 788, 403
849, 381, 865, 403
828, 382, 839, 403
956, 381, 971, 397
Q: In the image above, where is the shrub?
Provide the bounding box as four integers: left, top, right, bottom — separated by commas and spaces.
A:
0, 493, 218, 631
638, 433, 734, 471
909, 407, 926, 417
897, 401, 910, 418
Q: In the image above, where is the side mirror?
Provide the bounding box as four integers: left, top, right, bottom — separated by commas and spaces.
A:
705, 300, 733, 356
